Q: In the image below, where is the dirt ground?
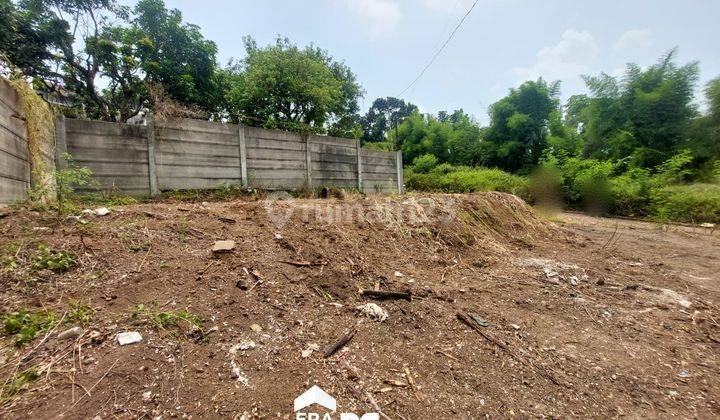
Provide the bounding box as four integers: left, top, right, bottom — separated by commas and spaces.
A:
0, 193, 719, 419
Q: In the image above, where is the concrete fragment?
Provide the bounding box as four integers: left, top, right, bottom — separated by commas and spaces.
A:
117, 331, 143, 346
212, 240, 235, 254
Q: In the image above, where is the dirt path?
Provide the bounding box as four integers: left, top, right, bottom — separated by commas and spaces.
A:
1, 194, 718, 419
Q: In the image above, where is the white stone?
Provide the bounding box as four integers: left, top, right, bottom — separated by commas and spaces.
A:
117, 331, 143, 346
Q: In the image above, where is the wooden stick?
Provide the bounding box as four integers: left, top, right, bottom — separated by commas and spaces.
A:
403, 366, 423, 401
361, 290, 412, 301
324, 328, 357, 358
280, 260, 325, 267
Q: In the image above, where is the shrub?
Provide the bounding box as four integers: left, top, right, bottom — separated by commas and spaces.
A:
412, 153, 438, 173
609, 167, 652, 216
406, 166, 530, 200
650, 183, 720, 223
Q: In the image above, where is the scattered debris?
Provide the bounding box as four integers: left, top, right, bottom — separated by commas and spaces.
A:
249, 324, 263, 333
230, 340, 256, 354
356, 303, 389, 322
116, 331, 143, 346
301, 343, 320, 358
394, 271, 404, 277
212, 240, 235, 254
324, 328, 357, 358
468, 313, 490, 328
361, 289, 412, 301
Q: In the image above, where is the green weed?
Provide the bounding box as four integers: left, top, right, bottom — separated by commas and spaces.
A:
31, 244, 76, 272
2, 309, 57, 346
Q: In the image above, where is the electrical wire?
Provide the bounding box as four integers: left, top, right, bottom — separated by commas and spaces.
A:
397, 0, 480, 97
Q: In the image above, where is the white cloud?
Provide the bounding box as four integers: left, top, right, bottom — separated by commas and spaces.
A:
340, 0, 401, 39
614, 28, 653, 51
513, 29, 599, 85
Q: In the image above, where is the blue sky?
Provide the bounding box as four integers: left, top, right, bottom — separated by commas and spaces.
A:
127, 0, 720, 123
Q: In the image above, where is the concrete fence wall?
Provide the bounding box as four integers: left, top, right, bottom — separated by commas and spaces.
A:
58, 117, 402, 196
0, 78, 30, 204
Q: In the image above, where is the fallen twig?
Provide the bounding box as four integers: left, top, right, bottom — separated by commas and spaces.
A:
324, 328, 357, 358
403, 366, 423, 401
361, 290, 412, 301
280, 260, 325, 267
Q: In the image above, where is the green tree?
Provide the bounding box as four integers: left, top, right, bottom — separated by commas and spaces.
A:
0, 0, 220, 121
224, 36, 363, 133
486, 78, 561, 172
360, 97, 418, 143
582, 50, 700, 164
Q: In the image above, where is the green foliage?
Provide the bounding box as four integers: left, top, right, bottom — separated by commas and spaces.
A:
224, 36, 363, 134
361, 97, 418, 143
485, 79, 561, 172
55, 154, 95, 215
582, 50, 699, 163
1, 367, 39, 402
405, 165, 530, 199
133, 304, 205, 338
1, 0, 221, 121
411, 154, 438, 173
650, 184, 720, 223
2, 309, 57, 346
66, 301, 94, 326
31, 244, 76, 272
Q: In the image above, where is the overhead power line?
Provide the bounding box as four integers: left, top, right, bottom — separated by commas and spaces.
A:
397, 0, 480, 98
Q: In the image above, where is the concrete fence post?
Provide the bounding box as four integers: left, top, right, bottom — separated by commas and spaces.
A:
305, 134, 312, 188
396, 150, 404, 195
54, 115, 67, 170
238, 124, 248, 187
146, 115, 159, 197
356, 139, 363, 192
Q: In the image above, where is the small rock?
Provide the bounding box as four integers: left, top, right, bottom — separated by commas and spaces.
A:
394, 271, 404, 277
356, 303, 389, 322
249, 324, 263, 333
94, 207, 110, 216
142, 391, 153, 402
511, 324, 521, 330
679, 370, 690, 378
58, 326, 83, 340
212, 240, 235, 254
230, 340, 256, 354
569, 276, 578, 286
274, 233, 283, 240
700, 223, 715, 228
117, 331, 143, 346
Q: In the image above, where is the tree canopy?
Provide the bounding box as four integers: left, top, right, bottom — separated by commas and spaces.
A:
223, 36, 363, 134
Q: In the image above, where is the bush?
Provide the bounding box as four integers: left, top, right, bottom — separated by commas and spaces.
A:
412, 154, 438, 173
406, 165, 530, 200
609, 167, 652, 216
650, 184, 720, 223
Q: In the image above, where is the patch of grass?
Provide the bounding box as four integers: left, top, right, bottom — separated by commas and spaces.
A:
1, 367, 39, 403
76, 192, 140, 208
406, 166, 531, 200
132, 304, 205, 338
2, 309, 57, 346
65, 301, 94, 326
31, 244, 76, 272
650, 183, 720, 223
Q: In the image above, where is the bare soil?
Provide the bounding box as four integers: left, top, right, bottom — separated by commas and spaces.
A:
1, 193, 719, 419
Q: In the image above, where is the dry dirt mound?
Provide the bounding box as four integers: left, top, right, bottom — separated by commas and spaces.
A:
0, 193, 718, 418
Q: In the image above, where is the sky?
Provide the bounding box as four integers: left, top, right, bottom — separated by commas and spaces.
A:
122, 0, 720, 124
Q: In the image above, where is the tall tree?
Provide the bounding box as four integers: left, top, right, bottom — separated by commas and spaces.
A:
0, 0, 220, 121
224, 36, 363, 134
360, 97, 418, 143
582, 49, 699, 166
485, 78, 561, 172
